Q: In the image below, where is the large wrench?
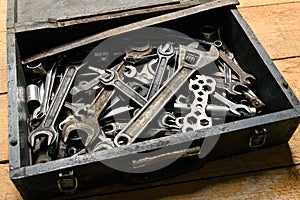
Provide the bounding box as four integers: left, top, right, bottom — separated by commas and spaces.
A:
113, 44, 219, 146
28, 64, 84, 147
147, 43, 175, 99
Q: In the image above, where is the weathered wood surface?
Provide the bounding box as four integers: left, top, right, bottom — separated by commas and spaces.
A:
1, 0, 300, 199
84, 165, 300, 200
239, 2, 300, 59
239, 0, 300, 7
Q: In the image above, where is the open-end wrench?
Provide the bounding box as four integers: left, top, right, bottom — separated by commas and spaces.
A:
147, 43, 175, 99
219, 50, 255, 85
113, 44, 219, 146
124, 65, 152, 85
100, 69, 147, 107
241, 88, 265, 109
212, 92, 252, 116
28, 64, 84, 147
33, 63, 57, 120
62, 62, 127, 148
216, 61, 248, 96
62, 88, 115, 147
70, 64, 113, 95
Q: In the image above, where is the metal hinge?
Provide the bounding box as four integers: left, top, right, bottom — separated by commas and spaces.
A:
57, 170, 78, 193
249, 128, 267, 148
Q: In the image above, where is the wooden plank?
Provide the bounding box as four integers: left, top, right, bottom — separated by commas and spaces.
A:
238, 0, 300, 7
0, 0, 6, 31
0, 31, 7, 94
0, 164, 22, 200
17, 0, 179, 25
0, 94, 8, 162
275, 57, 300, 98
238, 2, 300, 59
81, 165, 300, 200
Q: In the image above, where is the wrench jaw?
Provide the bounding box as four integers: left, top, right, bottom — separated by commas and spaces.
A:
224, 82, 248, 96
242, 75, 256, 86
179, 45, 219, 69
62, 120, 111, 151
62, 122, 97, 148
28, 128, 56, 148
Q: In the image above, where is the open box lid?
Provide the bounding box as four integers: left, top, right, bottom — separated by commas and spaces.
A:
7, 0, 239, 32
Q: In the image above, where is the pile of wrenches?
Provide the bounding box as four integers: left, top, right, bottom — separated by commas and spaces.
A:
24, 27, 265, 164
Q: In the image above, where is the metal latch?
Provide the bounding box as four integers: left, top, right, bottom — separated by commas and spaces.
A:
57, 170, 78, 193
249, 128, 267, 148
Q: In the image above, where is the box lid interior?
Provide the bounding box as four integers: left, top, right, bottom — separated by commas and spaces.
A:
9, 0, 239, 31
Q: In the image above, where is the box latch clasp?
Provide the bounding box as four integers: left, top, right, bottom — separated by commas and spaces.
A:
57, 170, 78, 193
249, 128, 267, 148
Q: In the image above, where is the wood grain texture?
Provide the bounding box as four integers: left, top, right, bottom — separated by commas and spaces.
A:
81, 165, 300, 200
0, 0, 6, 31
0, 164, 22, 200
238, 2, 300, 59
0, 94, 8, 162
238, 0, 300, 7
0, 31, 7, 94
275, 57, 300, 98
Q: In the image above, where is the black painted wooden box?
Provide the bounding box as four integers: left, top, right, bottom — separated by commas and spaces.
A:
7, 0, 300, 199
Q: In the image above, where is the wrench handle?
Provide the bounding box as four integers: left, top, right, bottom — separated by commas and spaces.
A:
114, 67, 193, 146
147, 57, 168, 99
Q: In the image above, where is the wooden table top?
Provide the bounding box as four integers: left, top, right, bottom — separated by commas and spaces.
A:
1, 0, 300, 199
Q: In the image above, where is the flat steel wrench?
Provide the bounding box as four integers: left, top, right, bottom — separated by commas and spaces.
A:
28, 64, 84, 147
147, 43, 175, 99
212, 92, 252, 116
219, 50, 255, 85
100, 69, 147, 107
113, 44, 219, 146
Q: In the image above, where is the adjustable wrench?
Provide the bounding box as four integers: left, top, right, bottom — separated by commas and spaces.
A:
28, 64, 84, 147
147, 43, 175, 99
113, 44, 219, 146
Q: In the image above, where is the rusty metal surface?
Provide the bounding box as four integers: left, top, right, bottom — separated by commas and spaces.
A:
16, 0, 179, 25
21, 0, 239, 64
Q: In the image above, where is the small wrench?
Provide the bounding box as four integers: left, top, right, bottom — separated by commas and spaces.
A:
100, 69, 147, 107
219, 50, 255, 85
216, 61, 248, 96
147, 43, 175, 99
212, 92, 252, 116
33, 63, 57, 119
28, 64, 84, 147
